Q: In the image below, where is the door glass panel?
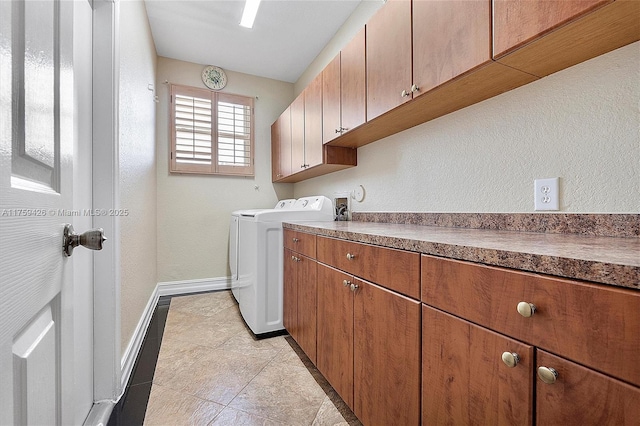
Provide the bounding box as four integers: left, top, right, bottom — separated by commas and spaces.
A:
12, 0, 59, 191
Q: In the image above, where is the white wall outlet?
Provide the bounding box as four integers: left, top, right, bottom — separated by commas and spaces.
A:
534, 178, 559, 211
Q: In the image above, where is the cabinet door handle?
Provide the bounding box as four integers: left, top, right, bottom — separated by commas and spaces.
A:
516, 302, 536, 318
501, 352, 520, 368
335, 128, 342, 134
410, 84, 419, 93
343, 279, 351, 287
346, 253, 356, 260
401, 89, 410, 98
537, 366, 558, 384
350, 283, 359, 292
292, 238, 299, 243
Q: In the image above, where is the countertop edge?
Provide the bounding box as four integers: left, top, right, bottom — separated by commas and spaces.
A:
283, 222, 639, 291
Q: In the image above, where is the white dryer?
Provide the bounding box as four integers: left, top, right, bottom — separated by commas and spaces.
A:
234, 196, 334, 336
229, 199, 295, 302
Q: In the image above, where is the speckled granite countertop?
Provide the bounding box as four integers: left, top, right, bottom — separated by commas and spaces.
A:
283, 220, 640, 290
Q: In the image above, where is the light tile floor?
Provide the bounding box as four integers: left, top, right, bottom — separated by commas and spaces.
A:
144, 291, 361, 426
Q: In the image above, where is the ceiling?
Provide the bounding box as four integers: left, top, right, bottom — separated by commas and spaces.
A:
144, 0, 370, 83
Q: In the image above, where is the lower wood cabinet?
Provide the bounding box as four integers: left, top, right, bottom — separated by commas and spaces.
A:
316, 262, 421, 425
535, 350, 640, 425
283, 248, 317, 364
422, 305, 534, 425
354, 278, 421, 426
317, 263, 354, 407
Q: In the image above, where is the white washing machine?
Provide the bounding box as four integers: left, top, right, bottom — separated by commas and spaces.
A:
229, 199, 295, 302
233, 196, 334, 336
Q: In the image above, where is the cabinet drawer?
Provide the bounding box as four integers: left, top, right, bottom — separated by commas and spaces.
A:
536, 350, 640, 425
422, 255, 640, 387
318, 236, 420, 299
283, 229, 316, 258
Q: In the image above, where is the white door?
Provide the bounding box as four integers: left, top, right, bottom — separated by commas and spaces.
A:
0, 1, 95, 424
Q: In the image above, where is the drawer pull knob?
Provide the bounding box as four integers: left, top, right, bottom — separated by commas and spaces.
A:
291, 255, 296, 261
350, 283, 359, 292
346, 253, 356, 260
537, 366, 558, 384
292, 238, 299, 243
343, 279, 351, 287
517, 302, 536, 318
501, 352, 520, 368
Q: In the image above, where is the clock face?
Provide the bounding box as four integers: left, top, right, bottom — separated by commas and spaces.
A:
202, 65, 227, 90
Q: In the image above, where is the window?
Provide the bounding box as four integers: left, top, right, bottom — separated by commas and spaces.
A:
170, 84, 254, 176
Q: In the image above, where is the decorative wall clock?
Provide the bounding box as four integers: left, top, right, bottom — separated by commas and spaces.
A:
202, 65, 227, 90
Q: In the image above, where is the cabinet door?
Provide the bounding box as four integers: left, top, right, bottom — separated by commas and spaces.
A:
278, 107, 292, 178
493, 0, 611, 58
290, 92, 305, 173
304, 73, 323, 169
341, 27, 366, 134
423, 305, 534, 425
296, 255, 317, 364
322, 54, 341, 144
317, 263, 354, 408
354, 279, 421, 426
270, 118, 281, 181
283, 248, 298, 340
413, 0, 491, 96
366, 0, 412, 121
536, 350, 640, 425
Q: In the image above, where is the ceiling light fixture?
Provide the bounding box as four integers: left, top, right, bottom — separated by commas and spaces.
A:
240, 0, 262, 28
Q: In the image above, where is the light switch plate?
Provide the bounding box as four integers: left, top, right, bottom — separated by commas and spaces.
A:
534, 178, 559, 211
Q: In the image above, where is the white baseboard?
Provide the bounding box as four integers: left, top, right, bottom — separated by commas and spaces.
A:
157, 276, 231, 297
119, 276, 231, 392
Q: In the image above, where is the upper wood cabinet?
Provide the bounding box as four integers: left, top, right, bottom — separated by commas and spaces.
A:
323, 29, 366, 144
494, 0, 640, 77
303, 73, 323, 169
272, 73, 357, 183
412, 0, 491, 96
366, 0, 412, 121
322, 54, 341, 144
271, 107, 291, 181
290, 92, 305, 174
340, 28, 366, 137
493, 0, 610, 58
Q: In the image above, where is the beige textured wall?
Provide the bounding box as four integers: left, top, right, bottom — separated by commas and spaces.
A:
294, 40, 640, 213
156, 57, 295, 283
119, 1, 158, 354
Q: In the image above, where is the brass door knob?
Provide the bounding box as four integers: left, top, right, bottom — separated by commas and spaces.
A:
537, 366, 558, 384
517, 302, 536, 318
501, 352, 520, 368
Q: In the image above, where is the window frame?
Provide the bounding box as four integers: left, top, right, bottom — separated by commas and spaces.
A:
169, 84, 255, 176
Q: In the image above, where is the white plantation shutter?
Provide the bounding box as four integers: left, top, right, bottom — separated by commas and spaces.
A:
170, 85, 254, 176
217, 93, 254, 175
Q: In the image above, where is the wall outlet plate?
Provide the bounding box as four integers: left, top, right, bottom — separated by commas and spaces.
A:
534, 178, 559, 211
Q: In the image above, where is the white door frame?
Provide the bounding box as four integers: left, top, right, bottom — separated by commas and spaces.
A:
86, 0, 122, 421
